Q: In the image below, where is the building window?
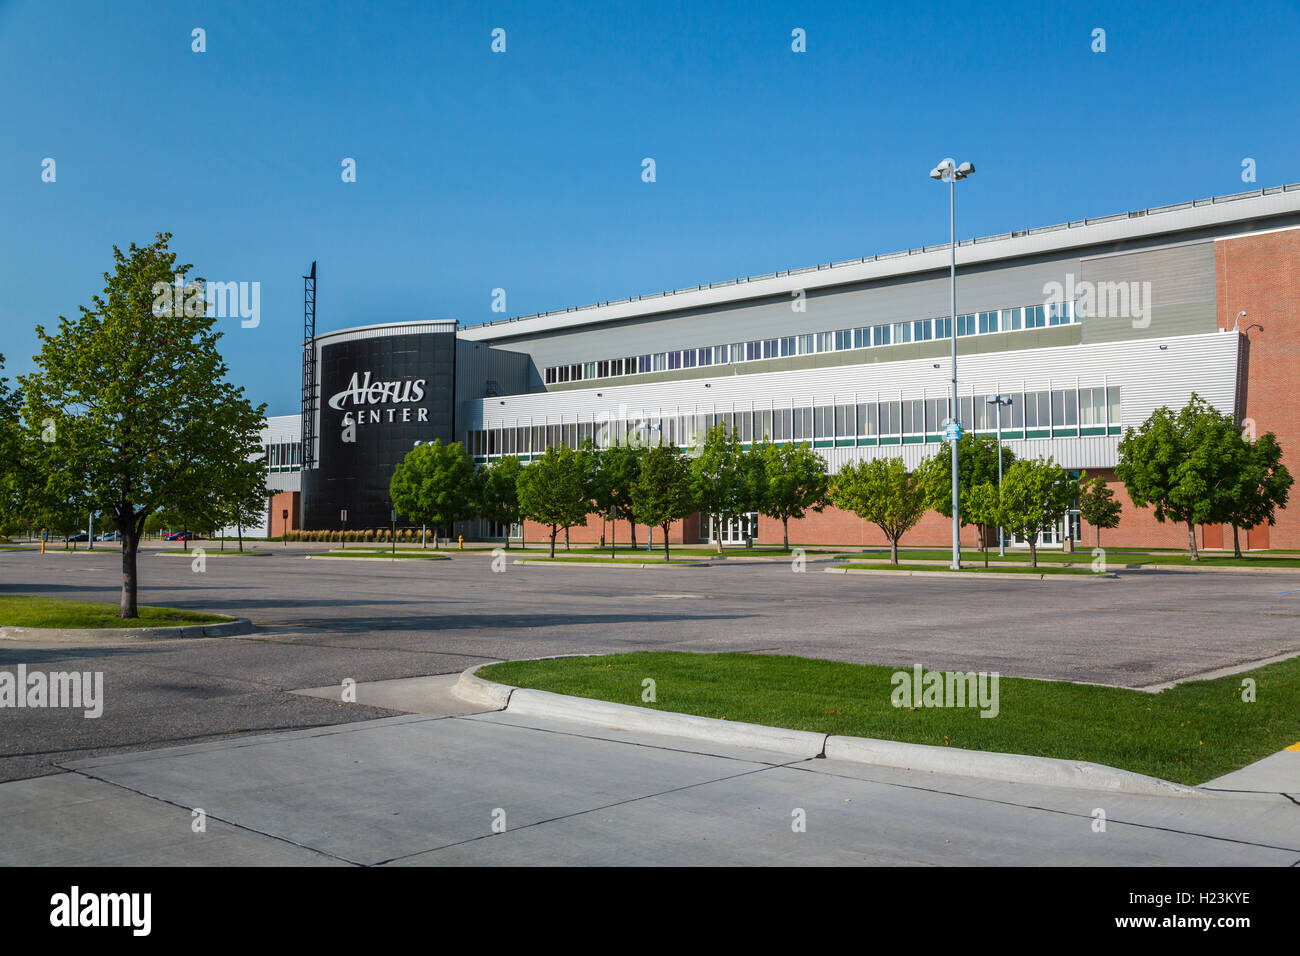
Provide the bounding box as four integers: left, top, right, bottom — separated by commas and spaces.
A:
978, 311, 999, 334
957, 313, 976, 337
913, 319, 932, 341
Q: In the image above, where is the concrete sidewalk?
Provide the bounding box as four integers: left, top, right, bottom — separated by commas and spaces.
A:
4, 701, 1298, 866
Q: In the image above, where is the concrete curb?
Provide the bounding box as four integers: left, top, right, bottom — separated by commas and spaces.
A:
453, 664, 517, 710
0, 617, 252, 640
821, 735, 1202, 797
507, 687, 826, 757
452, 662, 1204, 797
825, 567, 1118, 581
156, 551, 270, 557
305, 554, 451, 562
513, 559, 702, 569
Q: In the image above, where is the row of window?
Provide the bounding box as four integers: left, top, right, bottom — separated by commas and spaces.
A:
543, 301, 1076, 385
265, 441, 301, 471
467, 385, 1120, 457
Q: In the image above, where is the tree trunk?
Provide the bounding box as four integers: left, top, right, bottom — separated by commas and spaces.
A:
564, 526, 570, 551
1187, 522, 1199, 561
890, 536, 898, 565
714, 516, 723, 554
983, 528, 989, 568
1232, 524, 1242, 559
549, 525, 557, 559
610, 515, 616, 560
121, 529, 139, 618
629, 517, 636, 550
783, 517, 789, 550
1029, 539, 1038, 568
662, 523, 671, 561
238, 524, 244, 553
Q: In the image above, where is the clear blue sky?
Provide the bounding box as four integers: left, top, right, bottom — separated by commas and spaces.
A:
2, 0, 1296, 416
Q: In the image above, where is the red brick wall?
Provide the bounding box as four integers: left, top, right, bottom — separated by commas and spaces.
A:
269, 492, 300, 538
1216, 228, 1300, 549
522, 515, 702, 548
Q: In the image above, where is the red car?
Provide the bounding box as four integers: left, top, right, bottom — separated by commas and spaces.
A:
166, 532, 205, 541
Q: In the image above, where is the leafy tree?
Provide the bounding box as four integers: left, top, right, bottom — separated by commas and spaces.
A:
830, 457, 927, 564
631, 445, 696, 561
389, 439, 478, 541
998, 458, 1075, 567
690, 424, 760, 553
918, 433, 1016, 537
964, 481, 1003, 566
0, 355, 24, 528
219, 455, 270, 552
1115, 394, 1242, 560
1077, 471, 1122, 548
478, 455, 524, 549
516, 444, 590, 558
758, 441, 829, 549
594, 441, 644, 552
20, 234, 266, 615
568, 439, 601, 551
1220, 432, 1292, 557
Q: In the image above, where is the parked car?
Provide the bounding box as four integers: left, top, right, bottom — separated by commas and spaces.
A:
64, 532, 91, 542
97, 531, 121, 541
171, 532, 205, 541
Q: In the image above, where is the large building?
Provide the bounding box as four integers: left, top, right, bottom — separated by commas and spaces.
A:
272, 183, 1300, 550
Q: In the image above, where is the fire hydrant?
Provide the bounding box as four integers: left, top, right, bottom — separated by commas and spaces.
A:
458, 534, 463, 550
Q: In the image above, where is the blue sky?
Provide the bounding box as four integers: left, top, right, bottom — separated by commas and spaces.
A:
2, 0, 1297, 416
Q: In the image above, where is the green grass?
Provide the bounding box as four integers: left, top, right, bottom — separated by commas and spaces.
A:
312, 549, 450, 560
518, 555, 702, 564
0, 595, 230, 628
516, 545, 837, 557
478, 651, 1300, 785
841, 562, 1107, 576
862, 548, 1300, 569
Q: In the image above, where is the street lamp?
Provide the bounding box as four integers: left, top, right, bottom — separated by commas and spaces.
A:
930, 157, 975, 569
986, 394, 1014, 556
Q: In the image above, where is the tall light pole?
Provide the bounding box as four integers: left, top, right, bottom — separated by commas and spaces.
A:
986, 394, 1013, 556
930, 158, 975, 570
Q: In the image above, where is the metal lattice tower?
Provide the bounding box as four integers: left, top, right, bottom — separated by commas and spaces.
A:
301, 261, 317, 470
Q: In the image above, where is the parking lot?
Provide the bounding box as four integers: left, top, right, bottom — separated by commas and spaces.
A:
4, 544, 1300, 784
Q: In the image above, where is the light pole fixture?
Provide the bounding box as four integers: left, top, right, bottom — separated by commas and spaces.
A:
986, 394, 1013, 556
930, 157, 975, 569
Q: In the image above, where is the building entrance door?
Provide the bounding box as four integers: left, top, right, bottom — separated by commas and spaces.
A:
703, 512, 758, 545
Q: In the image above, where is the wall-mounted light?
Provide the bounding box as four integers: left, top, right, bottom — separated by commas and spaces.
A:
704, 383, 711, 388
1158, 345, 1169, 351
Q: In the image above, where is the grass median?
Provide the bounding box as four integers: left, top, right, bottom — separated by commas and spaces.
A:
477, 651, 1300, 785
0, 595, 231, 628
840, 562, 1106, 576
310, 549, 450, 559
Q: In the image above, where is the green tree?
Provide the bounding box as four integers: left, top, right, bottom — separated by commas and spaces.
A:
1077, 470, 1121, 549
389, 439, 478, 542
631, 445, 696, 561
998, 458, 1075, 567
0, 355, 25, 529
20, 235, 265, 615
517, 444, 590, 558
964, 481, 1003, 566
1221, 431, 1292, 558
596, 441, 645, 552
219, 455, 270, 552
830, 457, 927, 564
478, 455, 524, 549
918, 433, 1016, 538
690, 424, 759, 553
1115, 394, 1242, 560
759, 441, 829, 549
